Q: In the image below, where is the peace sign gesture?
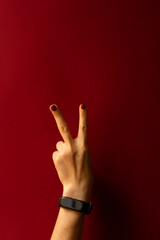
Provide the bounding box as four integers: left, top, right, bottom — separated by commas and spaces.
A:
49, 104, 94, 203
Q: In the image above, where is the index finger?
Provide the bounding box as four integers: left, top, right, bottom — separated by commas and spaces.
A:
49, 104, 73, 144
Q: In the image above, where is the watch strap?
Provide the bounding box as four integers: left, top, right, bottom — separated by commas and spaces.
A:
58, 196, 92, 215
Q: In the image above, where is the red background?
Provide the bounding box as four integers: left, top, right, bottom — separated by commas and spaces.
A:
0, 0, 159, 239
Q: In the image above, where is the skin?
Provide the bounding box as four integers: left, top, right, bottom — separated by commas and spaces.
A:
49, 104, 94, 240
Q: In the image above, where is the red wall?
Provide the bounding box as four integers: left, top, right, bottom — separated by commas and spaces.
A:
0, 1, 159, 239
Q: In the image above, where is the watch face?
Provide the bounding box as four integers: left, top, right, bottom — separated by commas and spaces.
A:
61, 198, 83, 210
71, 199, 83, 210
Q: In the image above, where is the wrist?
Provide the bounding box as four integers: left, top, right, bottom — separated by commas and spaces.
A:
62, 185, 91, 203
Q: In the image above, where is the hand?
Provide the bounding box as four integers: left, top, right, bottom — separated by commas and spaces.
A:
49, 104, 94, 202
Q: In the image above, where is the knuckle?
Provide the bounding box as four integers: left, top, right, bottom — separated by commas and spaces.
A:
60, 125, 69, 134
56, 141, 62, 149
56, 143, 59, 149
52, 152, 63, 165
58, 140, 64, 145
81, 125, 87, 131
52, 151, 59, 161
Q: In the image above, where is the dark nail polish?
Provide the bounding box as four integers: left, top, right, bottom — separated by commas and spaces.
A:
51, 105, 57, 111
81, 104, 86, 110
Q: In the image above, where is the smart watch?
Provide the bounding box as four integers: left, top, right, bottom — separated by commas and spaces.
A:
58, 196, 92, 215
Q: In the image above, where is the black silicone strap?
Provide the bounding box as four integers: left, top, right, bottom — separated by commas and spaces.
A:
58, 196, 92, 215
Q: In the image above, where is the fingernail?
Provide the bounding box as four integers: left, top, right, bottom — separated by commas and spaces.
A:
51, 105, 57, 111
81, 104, 86, 110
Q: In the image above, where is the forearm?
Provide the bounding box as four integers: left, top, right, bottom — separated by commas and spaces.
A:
50, 207, 85, 240
50, 187, 91, 240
